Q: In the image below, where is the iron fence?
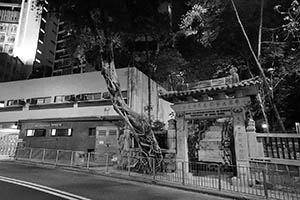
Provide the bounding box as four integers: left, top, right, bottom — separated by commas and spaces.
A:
14, 147, 300, 200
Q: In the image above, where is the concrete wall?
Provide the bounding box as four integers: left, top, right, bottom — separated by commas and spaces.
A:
0, 67, 172, 124
20, 120, 116, 151
129, 67, 172, 125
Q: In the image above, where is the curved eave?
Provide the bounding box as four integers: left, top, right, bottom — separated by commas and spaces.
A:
160, 78, 261, 102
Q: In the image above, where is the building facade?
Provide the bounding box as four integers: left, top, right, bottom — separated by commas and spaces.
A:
52, 21, 87, 76
0, 67, 172, 153
0, 52, 25, 82
0, 1, 20, 56
0, 0, 57, 79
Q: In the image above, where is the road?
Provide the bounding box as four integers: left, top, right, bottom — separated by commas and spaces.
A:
0, 161, 233, 200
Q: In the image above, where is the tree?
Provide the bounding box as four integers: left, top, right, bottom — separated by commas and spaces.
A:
39, 0, 174, 169
178, 0, 300, 132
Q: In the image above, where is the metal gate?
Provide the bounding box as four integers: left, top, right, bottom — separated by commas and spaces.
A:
0, 133, 19, 157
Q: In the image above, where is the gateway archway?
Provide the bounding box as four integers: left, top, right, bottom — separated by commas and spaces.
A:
161, 77, 260, 175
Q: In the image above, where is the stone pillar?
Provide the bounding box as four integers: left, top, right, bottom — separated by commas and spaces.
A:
175, 115, 189, 173
246, 119, 264, 158
232, 107, 249, 177
167, 119, 176, 153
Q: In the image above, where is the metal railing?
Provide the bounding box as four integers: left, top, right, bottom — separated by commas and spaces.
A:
14, 147, 300, 200
257, 133, 300, 160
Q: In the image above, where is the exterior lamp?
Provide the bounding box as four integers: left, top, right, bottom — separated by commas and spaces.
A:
262, 123, 268, 133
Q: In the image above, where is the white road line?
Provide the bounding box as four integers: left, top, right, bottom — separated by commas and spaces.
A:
0, 176, 91, 200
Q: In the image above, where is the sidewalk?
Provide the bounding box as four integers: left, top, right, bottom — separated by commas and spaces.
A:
10, 159, 265, 200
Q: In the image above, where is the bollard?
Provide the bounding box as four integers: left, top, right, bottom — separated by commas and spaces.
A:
70, 151, 74, 167
87, 153, 90, 169
105, 153, 109, 173
42, 149, 45, 163
29, 148, 33, 160
128, 157, 131, 176
14, 148, 19, 160
55, 150, 59, 166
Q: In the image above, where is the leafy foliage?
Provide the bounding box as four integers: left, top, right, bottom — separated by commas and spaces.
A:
180, 0, 225, 47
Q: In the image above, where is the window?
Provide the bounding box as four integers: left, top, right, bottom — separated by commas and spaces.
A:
51, 128, 72, 136
88, 128, 96, 136
54, 95, 64, 103
6, 100, 15, 106
98, 130, 106, 136
109, 130, 117, 136
0, 101, 4, 107
26, 129, 46, 137
0, 34, 5, 42
38, 31, 45, 41
0, 24, 7, 32
7, 36, 15, 43
102, 92, 110, 99
36, 97, 51, 104
77, 93, 102, 101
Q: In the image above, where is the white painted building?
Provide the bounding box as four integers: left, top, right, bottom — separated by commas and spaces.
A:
0, 67, 172, 152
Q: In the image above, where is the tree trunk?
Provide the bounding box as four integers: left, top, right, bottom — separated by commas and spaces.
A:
100, 40, 163, 170
231, 0, 286, 133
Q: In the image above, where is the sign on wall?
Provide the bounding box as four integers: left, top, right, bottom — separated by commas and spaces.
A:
172, 97, 251, 113
185, 108, 232, 119
32, 122, 70, 128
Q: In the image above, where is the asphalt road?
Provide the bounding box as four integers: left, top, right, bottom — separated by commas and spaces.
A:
0, 181, 65, 200
0, 161, 232, 200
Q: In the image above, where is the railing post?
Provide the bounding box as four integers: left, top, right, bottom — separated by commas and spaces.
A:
70, 151, 74, 167
128, 157, 131, 176
218, 164, 221, 190
42, 149, 45, 162
87, 153, 90, 169
181, 162, 185, 185
262, 169, 268, 199
29, 148, 33, 160
14, 147, 19, 160
152, 158, 156, 181
55, 150, 59, 166
105, 153, 109, 173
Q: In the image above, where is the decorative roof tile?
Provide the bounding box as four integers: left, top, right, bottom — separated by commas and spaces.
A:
160, 77, 261, 100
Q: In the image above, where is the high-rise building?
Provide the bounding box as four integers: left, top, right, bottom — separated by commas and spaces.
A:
0, 0, 58, 79
52, 21, 88, 76
30, 0, 58, 78
0, 52, 25, 82
0, 1, 21, 56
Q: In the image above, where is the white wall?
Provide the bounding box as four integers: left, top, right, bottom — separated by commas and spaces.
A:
0, 68, 128, 100
0, 67, 173, 125
129, 67, 173, 125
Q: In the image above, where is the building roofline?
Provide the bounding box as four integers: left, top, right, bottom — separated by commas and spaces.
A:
0, 2, 21, 8
18, 116, 121, 123
160, 77, 261, 102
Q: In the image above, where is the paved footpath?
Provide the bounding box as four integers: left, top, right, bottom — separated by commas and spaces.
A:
0, 161, 233, 200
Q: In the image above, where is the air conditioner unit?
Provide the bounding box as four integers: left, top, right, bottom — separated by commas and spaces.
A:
26, 98, 38, 105
76, 94, 87, 101
64, 95, 75, 102
13, 99, 26, 106
102, 92, 110, 99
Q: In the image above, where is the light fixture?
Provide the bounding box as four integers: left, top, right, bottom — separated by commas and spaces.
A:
262, 123, 268, 129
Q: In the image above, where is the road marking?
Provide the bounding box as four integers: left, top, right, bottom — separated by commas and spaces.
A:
0, 175, 91, 200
